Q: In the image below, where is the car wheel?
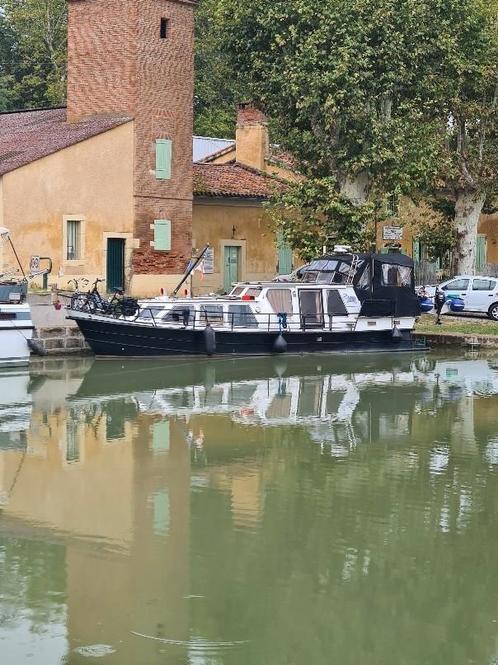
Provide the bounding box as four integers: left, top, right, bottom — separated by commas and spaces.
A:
488, 303, 498, 321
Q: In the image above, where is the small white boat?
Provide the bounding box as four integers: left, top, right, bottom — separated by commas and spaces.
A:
0, 227, 34, 367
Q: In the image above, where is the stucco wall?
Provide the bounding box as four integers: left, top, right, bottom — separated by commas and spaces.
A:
477, 213, 498, 265
378, 211, 498, 265
2, 123, 135, 289
192, 198, 279, 293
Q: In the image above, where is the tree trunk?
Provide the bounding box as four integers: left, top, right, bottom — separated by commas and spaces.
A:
453, 190, 485, 275
339, 171, 369, 206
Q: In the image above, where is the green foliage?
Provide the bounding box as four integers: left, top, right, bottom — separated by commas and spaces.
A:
0, 0, 241, 139
220, 0, 453, 189
220, 0, 498, 264
0, 0, 67, 109
194, 0, 246, 137
400, 198, 456, 263
267, 177, 379, 262
436, 0, 498, 199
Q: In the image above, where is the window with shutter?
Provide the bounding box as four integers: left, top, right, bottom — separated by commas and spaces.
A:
155, 139, 172, 180
154, 220, 171, 251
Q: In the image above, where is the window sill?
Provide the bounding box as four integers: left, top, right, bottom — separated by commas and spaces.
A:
63, 260, 85, 267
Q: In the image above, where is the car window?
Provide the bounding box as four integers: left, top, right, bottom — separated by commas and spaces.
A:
472, 279, 496, 291
442, 279, 470, 291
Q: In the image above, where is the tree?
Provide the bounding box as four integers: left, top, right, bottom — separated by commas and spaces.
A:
0, 0, 67, 108
220, 0, 498, 270
221, 0, 450, 198
434, 0, 498, 274
267, 177, 380, 261
194, 0, 246, 137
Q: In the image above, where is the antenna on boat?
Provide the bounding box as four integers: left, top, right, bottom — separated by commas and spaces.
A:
172, 244, 210, 297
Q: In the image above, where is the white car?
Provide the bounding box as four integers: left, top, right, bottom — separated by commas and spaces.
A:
438, 275, 498, 320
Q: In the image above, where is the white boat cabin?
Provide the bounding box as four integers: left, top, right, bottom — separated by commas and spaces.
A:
138, 282, 415, 333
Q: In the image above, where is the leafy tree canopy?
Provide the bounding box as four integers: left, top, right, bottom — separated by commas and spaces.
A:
0, 0, 67, 109
221, 0, 498, 267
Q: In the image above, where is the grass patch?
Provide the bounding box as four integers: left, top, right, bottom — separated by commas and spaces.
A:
416, 314, 498, 336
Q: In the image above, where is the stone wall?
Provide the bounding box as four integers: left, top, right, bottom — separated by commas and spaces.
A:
32, 326, 90, 356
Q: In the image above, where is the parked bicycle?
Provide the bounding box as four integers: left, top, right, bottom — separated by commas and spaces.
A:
68, 278, 90, 312
71, 278, 139, 318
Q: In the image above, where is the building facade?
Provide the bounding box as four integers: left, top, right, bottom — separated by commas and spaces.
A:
0, 0, 197, 297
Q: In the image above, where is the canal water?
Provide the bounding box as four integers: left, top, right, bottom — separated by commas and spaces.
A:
0, 353, 497, 665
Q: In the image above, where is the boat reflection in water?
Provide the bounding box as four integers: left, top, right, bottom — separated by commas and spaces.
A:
0, 354, 498, 665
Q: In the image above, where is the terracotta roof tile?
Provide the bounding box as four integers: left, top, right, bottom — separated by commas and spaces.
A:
0, 108, 132, 176
193, 162, 286, 199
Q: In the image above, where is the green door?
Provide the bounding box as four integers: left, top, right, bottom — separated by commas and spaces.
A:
277, 232, 293, 275
107, 238, 125, 292
223, 245, 240, 293
476, 234, 487, 273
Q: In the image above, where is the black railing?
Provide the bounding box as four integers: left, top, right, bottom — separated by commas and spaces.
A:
68, 302, 405, 333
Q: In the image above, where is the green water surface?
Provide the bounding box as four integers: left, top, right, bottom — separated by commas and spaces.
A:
0, 353, 497, 664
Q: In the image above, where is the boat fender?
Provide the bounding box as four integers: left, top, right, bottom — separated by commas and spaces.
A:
392, 325, 403, 342
273, 333, 287, 354
27, 338, 48, 356
204, 324, 216, 356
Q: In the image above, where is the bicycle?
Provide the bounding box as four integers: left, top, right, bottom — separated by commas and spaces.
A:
68, 278, 90, 311
86, 279, 139, 318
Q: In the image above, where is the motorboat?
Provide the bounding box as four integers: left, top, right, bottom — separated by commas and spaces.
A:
67, 250, 424, 357
0, 228, 34, 367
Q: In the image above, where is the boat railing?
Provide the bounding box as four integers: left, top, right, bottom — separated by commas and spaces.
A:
135, 307, 355, 333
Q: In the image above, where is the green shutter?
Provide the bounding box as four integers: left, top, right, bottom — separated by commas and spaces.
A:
155, 139, 172, 180
476, 234, 486, 273
154, 219, 171, 251
277, 232, 293, 274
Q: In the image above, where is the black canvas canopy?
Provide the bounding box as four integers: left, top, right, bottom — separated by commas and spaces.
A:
297, 252, 420, 318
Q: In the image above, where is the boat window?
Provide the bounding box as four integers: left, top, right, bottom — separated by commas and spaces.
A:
230, 286, 244, 296
163, 305, 195, 323
299, 289, 324, 328
310, 259, 330, 271
139, 307, 163, 320
0, 312, 17, 320
302, 271, 319, 283
200, 305, 224, 326
381, 264, 412, 287
267, 288, 293, 314
228, 304, 259, 328
245, 287, 262, 298
327, 290, 348, 316
357, 262, 371, 289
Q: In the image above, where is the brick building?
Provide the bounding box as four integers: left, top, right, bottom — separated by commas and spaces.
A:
0, 0, 197, 296
0, 0, 295, 296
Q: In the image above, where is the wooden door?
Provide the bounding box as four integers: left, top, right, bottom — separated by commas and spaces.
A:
223, 245, 240, 293
107, 238, 125, 292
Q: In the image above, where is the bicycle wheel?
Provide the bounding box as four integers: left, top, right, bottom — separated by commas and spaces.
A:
70, 293, 88, 311
86, 294, 99, 314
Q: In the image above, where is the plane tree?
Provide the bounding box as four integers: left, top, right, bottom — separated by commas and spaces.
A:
221, 0, 498, 270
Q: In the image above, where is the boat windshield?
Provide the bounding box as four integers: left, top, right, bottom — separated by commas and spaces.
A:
138, 307, 163, 321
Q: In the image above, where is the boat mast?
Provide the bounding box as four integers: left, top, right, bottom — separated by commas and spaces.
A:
172, 244, 210, 297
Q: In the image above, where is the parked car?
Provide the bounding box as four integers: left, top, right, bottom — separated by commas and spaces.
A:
437, 275, 498, 320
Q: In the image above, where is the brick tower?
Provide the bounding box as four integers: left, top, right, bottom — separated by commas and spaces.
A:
67, 0, 196, 294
